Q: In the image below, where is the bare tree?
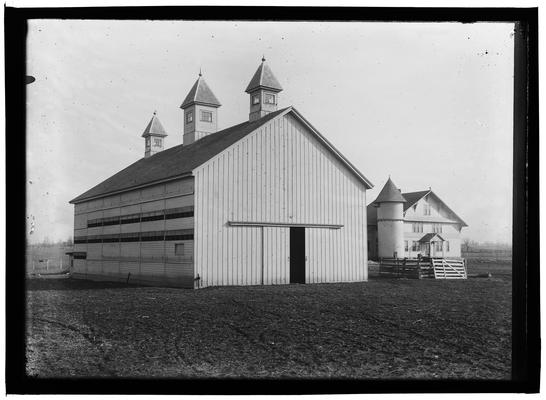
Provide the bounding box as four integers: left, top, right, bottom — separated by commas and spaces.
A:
462, 238, 472, 252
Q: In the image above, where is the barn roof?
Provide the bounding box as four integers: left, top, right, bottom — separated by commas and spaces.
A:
70, 106, 373, 204
245, 57, 283, 93
180, 74, 221, 109
141, 112, 167, 138
71, 108, 287, 203
373, 177, 406, 203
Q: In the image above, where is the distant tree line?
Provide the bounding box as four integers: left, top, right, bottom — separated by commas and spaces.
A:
462, 239, 512, 253
29, 236, 73, 247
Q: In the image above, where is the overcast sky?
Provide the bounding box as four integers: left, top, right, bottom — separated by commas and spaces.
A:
26, 20, 514, 244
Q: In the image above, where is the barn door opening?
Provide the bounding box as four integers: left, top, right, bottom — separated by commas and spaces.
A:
290, 227, 306, 284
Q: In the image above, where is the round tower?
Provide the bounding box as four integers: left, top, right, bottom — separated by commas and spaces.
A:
374, 177, 406, 259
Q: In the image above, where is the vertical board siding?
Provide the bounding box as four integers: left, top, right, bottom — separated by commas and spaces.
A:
263, 227, 290, 285
194, 113, 368, 288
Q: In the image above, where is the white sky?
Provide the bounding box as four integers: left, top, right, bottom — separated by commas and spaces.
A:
26, 20, 514, 244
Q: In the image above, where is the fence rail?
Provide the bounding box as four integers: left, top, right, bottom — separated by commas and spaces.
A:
431, 258, 467, 279
379, 257, 467, 280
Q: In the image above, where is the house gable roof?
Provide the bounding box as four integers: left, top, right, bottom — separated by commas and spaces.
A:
180, 75, 221, 109
366, 186, 467, 227
401, 190, 431, 211
402, 189, 468, 227
70, 106, 373, 204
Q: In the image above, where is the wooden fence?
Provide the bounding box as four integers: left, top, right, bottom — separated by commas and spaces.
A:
379, 257, 467, 280
378, 258, 435, 279
431, 258, 467, 279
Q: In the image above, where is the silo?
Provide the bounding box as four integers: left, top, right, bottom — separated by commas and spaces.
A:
374, 178, 406, 259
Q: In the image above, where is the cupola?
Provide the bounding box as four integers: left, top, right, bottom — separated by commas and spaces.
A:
245, 56, 283, 121
180, 70, 221, 145
142, 111, 167, 158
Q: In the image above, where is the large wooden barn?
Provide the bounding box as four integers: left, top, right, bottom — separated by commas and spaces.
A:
70, 58, 373, 288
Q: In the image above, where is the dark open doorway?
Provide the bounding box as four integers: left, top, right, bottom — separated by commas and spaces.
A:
290, 227, 306, 284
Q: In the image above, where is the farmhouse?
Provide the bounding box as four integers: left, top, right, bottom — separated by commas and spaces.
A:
70, 58, 373, 288
367, 177, 467, 260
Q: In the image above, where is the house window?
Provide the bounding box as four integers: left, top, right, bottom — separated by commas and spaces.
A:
200, 110, 213, 122
433, 223, 442, 233
154, 138, 162, 147
145, 137, 150, 148
446, 241, 450, 252
424, 204, 431, 215
412, 241, 420, 251
252, 94, 260, 105
434, 241, 443, 252
186, 111, 193, 123
412, 223, 423, 233
404, 241, 408, 251
175, 243, 184, 256
264, 93, 276, 104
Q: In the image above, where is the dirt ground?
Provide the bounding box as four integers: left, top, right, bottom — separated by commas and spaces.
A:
26, 261, 511, 379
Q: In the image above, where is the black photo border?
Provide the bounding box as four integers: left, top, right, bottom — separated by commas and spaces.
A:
5, 6, 540, 394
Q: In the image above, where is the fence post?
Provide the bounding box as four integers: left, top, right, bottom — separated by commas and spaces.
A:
60, 257, 63, 270
46, 259, 49, 271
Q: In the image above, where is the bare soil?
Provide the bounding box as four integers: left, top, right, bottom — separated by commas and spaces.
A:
26, 262, 511, 379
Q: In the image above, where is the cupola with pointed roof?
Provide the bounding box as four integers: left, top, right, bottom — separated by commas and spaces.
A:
180, 70, 221, 146
142, 111, 168, 158
246, 56, 283, 121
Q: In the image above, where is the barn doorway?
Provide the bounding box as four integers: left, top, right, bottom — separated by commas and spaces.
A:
290, 227, 306, 284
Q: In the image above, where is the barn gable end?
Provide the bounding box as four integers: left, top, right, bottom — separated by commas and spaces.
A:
193, 110, 368, 288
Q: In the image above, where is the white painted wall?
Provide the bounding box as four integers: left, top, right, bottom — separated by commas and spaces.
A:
377, 202, 404, 258
403, 197, 463, 258
194, 111, 368, 288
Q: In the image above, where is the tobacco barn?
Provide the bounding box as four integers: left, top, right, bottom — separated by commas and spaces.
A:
70, 58, 373, 288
